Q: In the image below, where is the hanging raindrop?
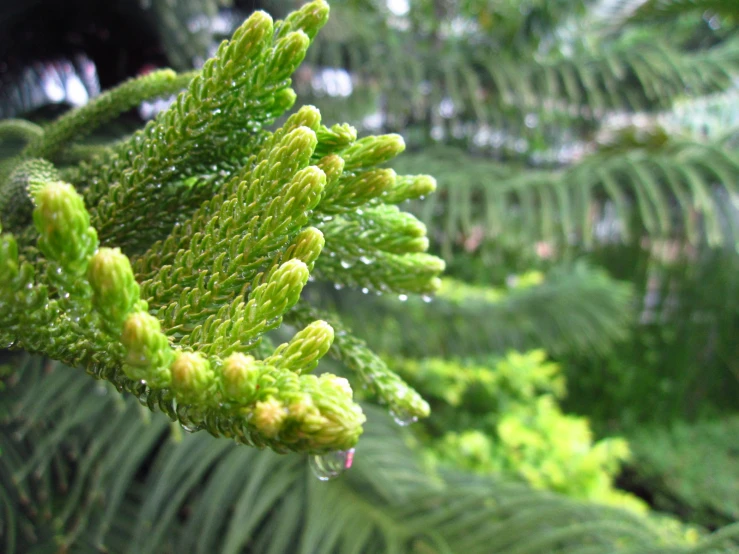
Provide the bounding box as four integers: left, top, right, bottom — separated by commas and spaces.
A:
309, 448, 355, 481
389, 408, 418, 427
398, 294, 408, 302
181, 423, 202, 433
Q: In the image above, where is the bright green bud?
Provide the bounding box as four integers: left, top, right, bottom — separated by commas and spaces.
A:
283, 126, 318, 165
279, 0, 330, 41
314, 123, 357, 158
286, 393, 320, 424
271, 88, 297, 114
88, 247, 141, 333
252, 397, 288, 437
229, 11, 273, 61
341, 134, 405, 171
427, 276, 443, 294
309, 374, 365, 450
420, 255, 446, 274
33, 181, 98, 275
323, 205, 429, 254
267, 31, 310, 83
286, 227, 325, 269
322, 374, 353, 398
260, 126, 317, 189
121, 311, 174, 386
251, 259, 309, 321
316, 154, 345, 186
284, 105, 322, 132
321, 168, 396, 212
384, 174, 437, 204
387, 382, 431, 423
265, 320, 334, 374
279, 165, 326, 215
171, 352, 215, 401
272, 258, 310, 296
221, 353, 260, 400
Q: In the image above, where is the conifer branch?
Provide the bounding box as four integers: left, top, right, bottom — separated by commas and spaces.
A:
289, 303, 431, 422
0, 0, 444, 455
22, 69, 197, 162
0, 119, 43, 143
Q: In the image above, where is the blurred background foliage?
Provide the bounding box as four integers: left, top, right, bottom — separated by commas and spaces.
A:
1, 0, 738, 552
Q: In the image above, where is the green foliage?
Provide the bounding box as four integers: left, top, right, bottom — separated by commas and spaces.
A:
0, 1, 445, 455
146, 0, 228, 71
390, 351, 646, 512
327, 263, 634, 358
396, 139, 739, 255
299, 0, 738, 134
625, 416, 739, 529
2, 356, 737, 554
563, 245, 739, 429
2, 0, 738, 551
629, 0, 739, 21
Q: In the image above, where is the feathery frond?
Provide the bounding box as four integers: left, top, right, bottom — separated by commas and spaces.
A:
396, 139, 739, 253
3, 356, 737, 554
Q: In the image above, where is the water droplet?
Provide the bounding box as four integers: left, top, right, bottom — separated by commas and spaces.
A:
359, 256, 373, 265
333, 283, 344, 290
361, 287, 369, 294
181, 424, 201, 433
422, 295, 433, 303
390, 408, 418, 427
398, 294, 408, 302
309, 448, 355, 481
340, 260, 353, 269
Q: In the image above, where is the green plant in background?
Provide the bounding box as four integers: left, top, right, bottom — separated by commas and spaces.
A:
626, 416, 739, 530
4, 354, 721, 554
392, 350, 646, 512
330, 262, 635, 359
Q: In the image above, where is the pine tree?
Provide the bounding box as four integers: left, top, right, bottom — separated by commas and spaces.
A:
1, 1, 738, 553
